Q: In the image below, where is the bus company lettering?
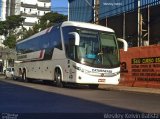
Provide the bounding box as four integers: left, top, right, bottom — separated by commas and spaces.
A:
92, 69, 112, 73
73, 65, 112, 74
73, 65, 91, 74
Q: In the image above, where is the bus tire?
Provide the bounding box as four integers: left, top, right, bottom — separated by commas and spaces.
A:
88, 84, 99, 89
54, 68, 63, 88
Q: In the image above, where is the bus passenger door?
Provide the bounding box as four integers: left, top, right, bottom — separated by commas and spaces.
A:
66, 34, 76, 82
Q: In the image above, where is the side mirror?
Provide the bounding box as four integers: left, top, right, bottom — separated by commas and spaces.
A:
117, 38, 128, 51
69, 32, 80, 46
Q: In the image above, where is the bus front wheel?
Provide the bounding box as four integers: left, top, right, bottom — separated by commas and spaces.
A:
54, 68, 63, 88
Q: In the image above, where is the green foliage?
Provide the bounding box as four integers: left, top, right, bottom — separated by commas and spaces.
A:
0, 12, 67, 48
0, 15, 25, 36
5, 15, 25, 30
3, 35, 16, 48
0, 21, 7, 36
0, 15, 25, 48
23, 12, 67, 39
39, 12, 67, 28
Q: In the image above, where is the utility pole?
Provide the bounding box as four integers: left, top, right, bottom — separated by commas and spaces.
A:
94, 0, 99, 24
85, 0, 99, 24
148, 5, 150, 45
123, 12, 126, 40
140, 12, 143, 46
106, 17, 107, 26
138, 0, 142, 47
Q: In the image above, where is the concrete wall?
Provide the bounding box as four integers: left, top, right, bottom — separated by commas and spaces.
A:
120, 45, 160, 88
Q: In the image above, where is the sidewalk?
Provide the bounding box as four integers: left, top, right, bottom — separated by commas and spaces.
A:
99, 84, 160, 95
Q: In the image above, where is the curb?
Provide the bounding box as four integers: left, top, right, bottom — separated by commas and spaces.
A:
99, 84, 160, 95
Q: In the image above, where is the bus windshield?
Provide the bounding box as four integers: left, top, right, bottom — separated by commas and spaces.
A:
75, 29, 119, 68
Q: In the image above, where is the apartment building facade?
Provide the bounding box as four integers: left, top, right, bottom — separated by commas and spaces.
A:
0, 0, 51, 29
21, 0, 51, 30
0, 0, 20, 21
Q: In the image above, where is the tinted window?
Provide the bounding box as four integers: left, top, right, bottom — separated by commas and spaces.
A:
16, 25, 62, 54
62, 26, 76, 58
48, 26, 62, 50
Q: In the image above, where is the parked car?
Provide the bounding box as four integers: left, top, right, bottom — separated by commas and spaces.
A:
5, 67, 15, 78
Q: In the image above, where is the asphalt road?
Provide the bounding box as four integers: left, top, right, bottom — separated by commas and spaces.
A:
0, 78, 160, 119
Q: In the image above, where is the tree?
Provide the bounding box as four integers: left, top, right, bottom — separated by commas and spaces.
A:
0, 15, 25, 36
39, 12, 67, 29
3, 35, 16, 48
0, 21, 8, 36
23, 12, 67, 39
5, 15, 25, 31
0, 15, 25, 48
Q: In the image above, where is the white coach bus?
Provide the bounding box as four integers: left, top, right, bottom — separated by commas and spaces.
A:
14, 21, 127, 88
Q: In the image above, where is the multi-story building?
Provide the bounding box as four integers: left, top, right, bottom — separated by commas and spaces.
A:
0, 0, 51, 29
0, 0, 21, 21
0, 0, 7, 21
20, 0, 51, 30
68, 0, 160, 47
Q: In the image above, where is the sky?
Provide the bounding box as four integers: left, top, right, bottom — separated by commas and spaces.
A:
51, 0, 68, 15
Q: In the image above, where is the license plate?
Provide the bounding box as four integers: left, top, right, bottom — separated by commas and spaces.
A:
98, 79, 105, 82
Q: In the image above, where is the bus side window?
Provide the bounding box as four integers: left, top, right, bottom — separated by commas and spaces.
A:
52, 27, 62, 50
62, 26, 76, 59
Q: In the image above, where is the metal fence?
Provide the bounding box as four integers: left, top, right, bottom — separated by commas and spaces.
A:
99, 0, 160, 20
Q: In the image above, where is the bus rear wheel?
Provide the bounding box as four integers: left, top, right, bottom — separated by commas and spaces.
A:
54, 68, 63, 88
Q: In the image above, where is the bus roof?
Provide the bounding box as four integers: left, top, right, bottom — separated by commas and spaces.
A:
17, 21, 114, 44
61, 21, 114, 33
17, 26, 54, 44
